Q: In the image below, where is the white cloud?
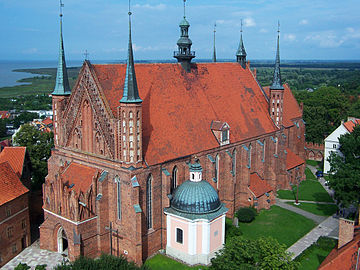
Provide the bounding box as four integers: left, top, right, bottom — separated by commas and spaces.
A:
133, 4, 166, 11
216, 20, 225, 25
259, 28, 268, 33
244, 17, 256, 27
299, 19, 308, 25
305, 31, 344, 48
284, 34, 296, 42
22, 48, 38, 54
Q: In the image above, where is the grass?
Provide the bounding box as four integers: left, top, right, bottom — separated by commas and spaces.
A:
240, 205, 316, 248
277, 180, 334, 203
305, 167, 317, 180
295, 237, 337, 270
145, 254, 208, 270
306, 160, 322, 168
285, 202, 337, 216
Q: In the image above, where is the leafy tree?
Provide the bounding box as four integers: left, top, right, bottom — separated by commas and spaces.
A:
13, 124, 54, 190
0, 119, 7, 138
328, 125, 360, 209
13, 112, 39, 128
210, 236, 298, 270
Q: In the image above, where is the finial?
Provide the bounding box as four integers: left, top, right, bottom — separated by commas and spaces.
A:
59, 0, 64, 17
278, 20, 280, 34
241, 19, 243, 33
183, 0, 186, 18
83, 50, 89, 60
214, 22, 216, 34
128, 0, 132, 16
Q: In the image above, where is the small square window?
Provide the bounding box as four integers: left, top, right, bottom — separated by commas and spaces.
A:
5, 206, 11, 217
176, 228, 183, 244
333, 144, 337, 149
7, 226, 13, 238
222, 130, 228, 141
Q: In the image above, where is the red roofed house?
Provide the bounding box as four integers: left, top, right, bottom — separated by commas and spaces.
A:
0, 111, 11, 119
0, 162, 30, 267
40, 5, 306, 265
324, 117, 360, 173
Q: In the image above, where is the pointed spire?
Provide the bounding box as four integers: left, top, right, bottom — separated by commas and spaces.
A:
213, 23, 217, 62
52, 0, 71, 96
270, 21, 284, 90
236, 20, 247, 68
120, 1, 142, 103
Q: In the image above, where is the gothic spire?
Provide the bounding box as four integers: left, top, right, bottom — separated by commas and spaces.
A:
120, 1, 142, 103
270, 21, 284, 90
236, 20, 247, 68
213, 23, 217, 62
174, 0, 195, 72
52, 0, 71, 96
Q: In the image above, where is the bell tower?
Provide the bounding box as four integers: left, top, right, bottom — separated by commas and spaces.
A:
173, 0, 195, 72
52, 0, 71, 147
269, 22, 285, 127
236, 20, 247, 68
118, 4, 143, 168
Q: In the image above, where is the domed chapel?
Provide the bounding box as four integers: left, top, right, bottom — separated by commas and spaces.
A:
40, 0, 306, 265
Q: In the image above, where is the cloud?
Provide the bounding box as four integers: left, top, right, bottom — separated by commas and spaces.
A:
133, 4, 166, 11
244, 17, 256, 27
305, 31, 344, 48
22, 48, 38, 54
284, 34, 296, 42
299, 19, 308, 25
216, 20, 225, 25
259, 28, 268, 33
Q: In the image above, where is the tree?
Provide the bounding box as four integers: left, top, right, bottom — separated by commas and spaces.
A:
0, 119, 7, 138
13, 124, 54, 190
328, 125, 360, 209
210, 236, 299, 270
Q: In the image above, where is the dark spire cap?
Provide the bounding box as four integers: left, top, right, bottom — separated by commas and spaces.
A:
270, 28, 284, 90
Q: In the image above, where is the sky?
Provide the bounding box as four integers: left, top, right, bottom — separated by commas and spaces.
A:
0, 0, 360, 61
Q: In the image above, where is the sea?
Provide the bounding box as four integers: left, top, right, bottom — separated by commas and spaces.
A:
0, 60, 83, 88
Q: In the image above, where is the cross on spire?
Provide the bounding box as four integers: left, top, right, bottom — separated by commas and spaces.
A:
278, 20, 280, 34
241, 19, 243, 33
183, 0, 186, 18
83, 50, 89, 60
59, 0, 64, 17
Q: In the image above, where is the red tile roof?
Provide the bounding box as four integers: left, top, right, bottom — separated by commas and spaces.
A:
61, 162, 100, 195
319, 229, 360, 270
42, 117, 53, 126
0, 147, 26, 178
0, 162, 29, 205
92, 63, 278, 166
263, 84, 302, 127
343, 119, 360, 132
0, 111, 10, 119
248, 173, 273, 197
286, 148, 305, 171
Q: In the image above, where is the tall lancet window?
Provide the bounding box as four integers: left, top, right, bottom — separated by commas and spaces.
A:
232, 149, 236, 177
262, 140, 266, 162
215, 154, 220, 189
171, 166, 178, 194
115, 176, 121, 220
248, 144, 252, 168
146, 174, 153, 229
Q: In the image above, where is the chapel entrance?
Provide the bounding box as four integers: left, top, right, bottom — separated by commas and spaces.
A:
57, 227, 68, 254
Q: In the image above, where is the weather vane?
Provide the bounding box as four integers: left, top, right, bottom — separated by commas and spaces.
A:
241, 19, 243, 33
183, 0, 186, 18
278, 20, 280, 33
214, 22, 216, 33
59, 0, 64, 17
128, 0, 132, 16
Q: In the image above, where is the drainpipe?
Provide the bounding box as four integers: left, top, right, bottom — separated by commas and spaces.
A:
356, 247, 360, 270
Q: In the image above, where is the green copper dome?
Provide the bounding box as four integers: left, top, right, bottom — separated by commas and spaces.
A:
180, 17, 190, 27
171, 180, 221, 214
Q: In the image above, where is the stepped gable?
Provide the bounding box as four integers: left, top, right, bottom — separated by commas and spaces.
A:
249, 173, 273, 197
264, 84, 302, 127
0, 162, 29, 205
92, 62, 278, 165
286, 147, 305, 170
61, 162, 99, 195
0, 147, 26, 178
343, 119, 360, 132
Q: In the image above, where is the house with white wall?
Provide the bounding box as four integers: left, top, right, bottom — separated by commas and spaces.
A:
324, 117, 360, 174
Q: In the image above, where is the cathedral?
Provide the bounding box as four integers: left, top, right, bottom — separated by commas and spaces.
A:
39, 1, 306, 265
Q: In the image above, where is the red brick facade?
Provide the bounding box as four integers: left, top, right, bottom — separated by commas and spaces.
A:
40, 61, 305, 264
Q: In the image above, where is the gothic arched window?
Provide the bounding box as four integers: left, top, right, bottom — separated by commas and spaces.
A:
215, 154, 219, 189
115, 176, 121, 220
248, 144, 252, 168
232, 149, 236, 177
171, 166, 178, 194
262, 140, 266, 162
146, 174, 153, 229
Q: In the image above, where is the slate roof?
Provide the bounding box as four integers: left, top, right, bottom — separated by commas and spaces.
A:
0, 162, 29, 205
61, 162, 100, 195
248, 173, 273, 197
263, 84, 303, 127
0, 147, 26, 178
343, 119, 360, 132
92, 63, 279, 166
286, 148, 305, 171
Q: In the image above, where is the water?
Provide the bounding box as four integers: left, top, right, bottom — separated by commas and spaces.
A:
0, 60, 84, 88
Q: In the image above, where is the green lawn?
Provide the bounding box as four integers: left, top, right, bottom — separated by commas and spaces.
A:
240, 205, 316, 248
285, 202, 337, 216
305, 167, 317, 180
277, 180, 334, 203
306, 160, 322, 168
296, 237, 337, 270
145, 254, 207, 270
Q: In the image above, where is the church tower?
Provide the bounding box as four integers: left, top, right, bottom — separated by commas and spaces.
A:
269, 22, 284, 127
52, 0, 71, 147
118, 6, 143, 168
212, 23, 217, 62
174, 0, 195, 72
236, 20, 247, 68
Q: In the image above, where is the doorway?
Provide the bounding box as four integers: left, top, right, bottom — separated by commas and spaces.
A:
57, 227, 68, 254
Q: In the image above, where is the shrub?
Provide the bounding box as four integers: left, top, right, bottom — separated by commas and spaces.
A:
236, 207, 257, 223
15, 263, 30, 270
225, 220, 242, 240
